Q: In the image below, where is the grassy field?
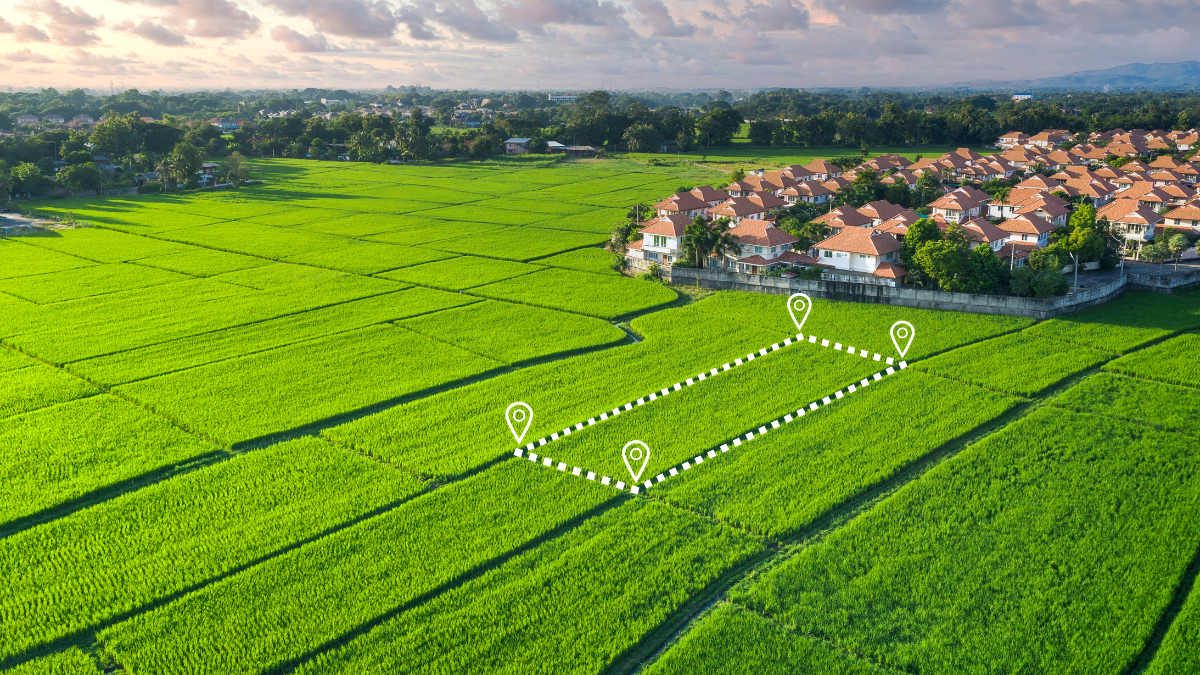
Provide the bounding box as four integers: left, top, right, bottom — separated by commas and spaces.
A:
2, 154, 1199, 675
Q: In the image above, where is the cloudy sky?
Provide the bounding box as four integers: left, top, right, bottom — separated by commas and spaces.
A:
1, 0, 1198, 92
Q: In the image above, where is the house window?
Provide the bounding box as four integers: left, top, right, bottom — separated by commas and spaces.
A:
859, 254, 867, 258
755, 246, 763, 254
1021, 234, 1029, 241
653, 235, 667, 247
647, 252, 659, 261
823, 250, 832, 258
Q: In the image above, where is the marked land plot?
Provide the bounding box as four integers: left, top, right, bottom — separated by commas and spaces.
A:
0, 240, 95, 279
1, 262, 191, 304
1104, 332, 1200, 388
913, 330, 1110, 396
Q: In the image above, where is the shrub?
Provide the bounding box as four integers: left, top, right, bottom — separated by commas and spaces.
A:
137, 181, 163, 194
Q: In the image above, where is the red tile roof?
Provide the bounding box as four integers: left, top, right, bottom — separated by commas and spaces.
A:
998, 214, 1056, 235
814, 227, 903, 256
638, 213, 692, 237
728, 220, 799, 247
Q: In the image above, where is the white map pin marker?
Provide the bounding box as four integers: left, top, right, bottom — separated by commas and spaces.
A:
505, 402, 533, 443
890, 321, 915, 358
622, 440, 650, 482
787, 293, 813, 333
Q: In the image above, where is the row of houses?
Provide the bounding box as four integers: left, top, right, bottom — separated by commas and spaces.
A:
999, 127, 1200, 154
626, 140, 1200, 286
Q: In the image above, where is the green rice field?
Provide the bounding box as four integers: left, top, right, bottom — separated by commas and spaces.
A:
3, 155, 1200, 674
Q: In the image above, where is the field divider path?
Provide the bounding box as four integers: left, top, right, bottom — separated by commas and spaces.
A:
511, 331, 906, 494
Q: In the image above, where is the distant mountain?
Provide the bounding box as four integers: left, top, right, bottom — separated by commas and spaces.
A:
942, 61, 1200, 91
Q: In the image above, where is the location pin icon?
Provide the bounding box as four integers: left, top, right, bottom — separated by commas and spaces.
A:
890, 321, 915, 358
505, 402, 533, 444
622, 440, 650, 482
787, 293, 813, 334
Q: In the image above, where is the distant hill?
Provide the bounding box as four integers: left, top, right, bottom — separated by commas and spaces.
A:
942, 61, 1200, 92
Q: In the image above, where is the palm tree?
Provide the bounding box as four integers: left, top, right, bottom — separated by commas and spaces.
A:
708, 217, 740, 270
347, 132, 370, 162
681, 216, 713, 268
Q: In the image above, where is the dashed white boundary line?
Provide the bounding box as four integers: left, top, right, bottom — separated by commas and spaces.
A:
513, 332, 906, 494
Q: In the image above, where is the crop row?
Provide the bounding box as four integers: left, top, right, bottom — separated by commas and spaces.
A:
1145, 581, 1200, 675
136, 246, 271, 277
397, 300, 627, 366
324, 302, 790, 480
295, 499, 765, 675
655, 372, 1020, 538
731, 408, 1200, 675
116, 322, 505, 447
469, 267, 677, 319
96, 460, 619, 675
1104, 332, 1200, 389
282, 240, 454, 275
1022, 292, 1200, 354
19, 227, 193, 264
0, 360, 99, 419
912, 330, 1110, 397
0, 239, 94, 280
4, 647, 102, 675
421, 226, 609, 262
68, 287, 471, 385
1050, 372, 1200, 438
2, 262, 189, 305
543, 341, 883, 482
379, 255, 541, 290
0, 395, 217, 527
0, 437, 423, 664
646, 603, 894, 675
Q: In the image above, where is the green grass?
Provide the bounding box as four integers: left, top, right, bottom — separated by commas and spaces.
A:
646, 603, 893, 675
136, 247, 272, 276
471, 268, 677, 320
0, 437, 424, 663
1, 262, 190, 304
283, 240, 453, 274
0, 362, 99, 419
913, 330, 1110, 396
0, 240, 94, 279
1104, 332, 1200, 388
398, 300, 627, 365
734, 408, 1200, 675
1050, 372, 1200, 438
1146, 583, 1200, 675
159, 221, 354, 259
323, 304, 786, 480
96, 461, 619, 675
117, 323, 504, 447
17, 228, 193, 263
3, 647, 102, 675
655, 373, 1020, 538
296, 500, 765, 675
66, 288, 470, 386
379, 255, 543, 290
1022, 292, 1200, 353
0, 395, 217, 526
536, 247, 620, 275
421, 225, 609, 262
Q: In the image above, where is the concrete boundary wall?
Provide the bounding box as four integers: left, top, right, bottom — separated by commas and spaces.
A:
666, 267, 1130, 320
1128, 270, 1200, 294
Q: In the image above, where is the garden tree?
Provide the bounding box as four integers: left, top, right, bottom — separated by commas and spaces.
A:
899, 217, 942, 288
964, 243, 1010, 294
623, 123, 663, 153
63, 150, 94, 165
393, 108, 435, 160
224, 152, 249, 183
284, 142, 306, 159
914, 225, 972, 291
347, 131, 385, 162
56, 163, 101, 193
1011, 265, 1069, 298
142, 122, 184, 155
60, 130, 90, 157
1164, 232, 1190, 269
748, 120, 778, 146
839, 169, 885, 207
170, 142, 203, 178
914, 170, 942, 207
728, 166, 746, 183
695, 108, 743, 147
1139, 241, 1167, 264
679, 216, 739, 269
91, 112, 141, 165
309, 138, 328, 160
1028, 244, 1070, 272
884, 182, 912, 208
0, 161, 11, 202
566, 91, 617, 147
11, 162, 48, 196
156, 154, 184, 191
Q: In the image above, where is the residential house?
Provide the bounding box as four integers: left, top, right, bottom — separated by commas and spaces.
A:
856, 200, 907, 227
706, 192, 786, 224
928, 191, 984, 224
720, 220, 804, 273
42, 114, 65, 124
654, 191, 710, 218
998, 131, 1030, 149
690, 185, 731, 206
16, 114, 39, 126
1105, 142, 1151, 158
504, 138, 531, 154
779, 164, 817, 182
1028, 129, 1071, 148
1097, 199, 1165, 248
933, 216, 1009, 252
628, 214, 691, 265
804, 159, 843, 181
71, 114, 94, 124
813, 206, 874, 234
812, 227, 906, 284
882, 169, 919, 189
1163, 204, 1200, 232
877, 211, 926, 240
997, 213, 1056, 247
780, 180, 834, 205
